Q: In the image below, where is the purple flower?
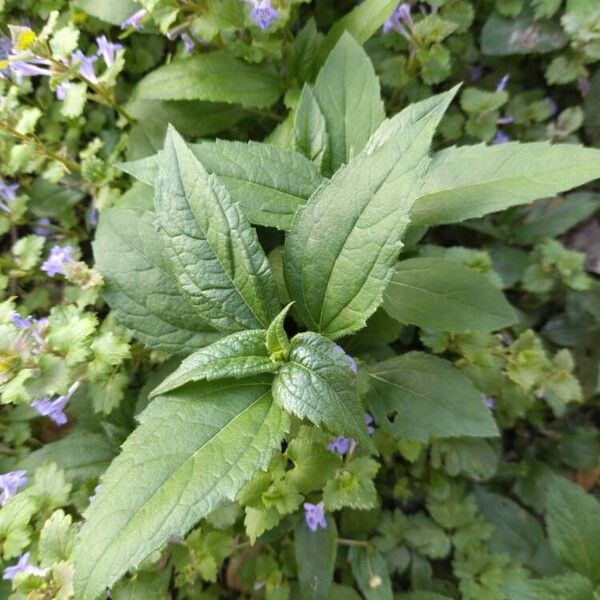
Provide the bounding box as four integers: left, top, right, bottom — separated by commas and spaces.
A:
577, 77, 591, 98
492, 130, 510, 145
96, 35, 123, 67
32, 381, 79, 426
383, 2, 412, 36
303, 502, 327, 532
71, 50, 98, 84
10, 314, 33, 329
8, 58, 52, 84
364, 413, 375, 435
327, 436, 356, 456
546, 97, 558, 117
55, 81, 70, 100
333, 344, 358, 374
496, 74, 510, 92
0, 37, 11, 77
497, 115, 513, 125
483, 396, 495, 410
469, 65, 483, 82
0, 179, 19, 211
0, 470, 28, 506
41, 245, 75, 277
3, 553, 46, 581
33, 217, 51, 237
121, 8, 147, 31
250, 0, 278, 30
181, 32, 195, 54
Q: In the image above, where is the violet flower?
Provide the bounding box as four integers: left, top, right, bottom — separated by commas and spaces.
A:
71, 49, 98, 84
10, 314, 33, 329
181, 32, 195, 54
383, 2, 412, 37
577, 77, 591, 97
492, 130, 510, 145
55, 81, 70, 100
483, 396, 495, 410
364, 413, 375, 435
121, 9, 147, 31
303, 502, 327, 532
250, 0, 278, 30
8, 58, 52, 84
496, 74, 510, 92
0, 470, 28, 506
0, 179, 19, 211
33, 217, 51, 237
327, 436, 356, 456
96, 35, 123, 67
41, 245, 75, 277
3, 553, 46, 581
32, 381, 80, 426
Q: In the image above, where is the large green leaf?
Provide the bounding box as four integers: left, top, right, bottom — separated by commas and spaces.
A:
317, 0, 399, 66
131, 51, 283, 108
348, 547, 393, 600
313, 33, 385, 175
545, 476, 600, 582
150, 330, 277, 397
295, 516, 338, 600
93, 208, 222, 355
120, 140, 323, 230
504, 574, 594, 600
272, 333, 373, 450
73, 0, 140, 25
367, 352, 499, 442
294, 85, 329, 172
112, 567, 172, 600
382, 257, 517, 332
284, 89, 457, 339
156, 127, 280, 332
73, 377, 289, 600
412, 142, 600, 226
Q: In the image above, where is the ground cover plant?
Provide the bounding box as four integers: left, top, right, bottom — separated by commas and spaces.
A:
0, 0, 600, 598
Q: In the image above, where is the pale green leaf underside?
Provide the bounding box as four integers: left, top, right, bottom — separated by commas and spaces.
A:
294, 84, 329, 171
367, 352, 499, 442
412, 142, 600, 227
132, 51, 283, 108
120, 140, 323, 230
93, 208, 221, 355
150, 330, 277, 397
73, 0, 139, 26
313, 33, 385, 175
284, 89, 457, 340
272, 332, 373, 450
156, 127, 280, 332
74, 377, 289, 600
383, 257, 517, 332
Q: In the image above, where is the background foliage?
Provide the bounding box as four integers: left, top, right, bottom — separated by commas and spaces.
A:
0, 0, 599, 598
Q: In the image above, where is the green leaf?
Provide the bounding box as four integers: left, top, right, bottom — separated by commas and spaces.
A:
39, 510, 76, 568
73, 0, 141, 25
294, 516, 338, 600
73, 377, 289, 600
284, 89, 458, 339
156, 127, 280, 333
18, 431, 119, 483
112, 567, 172, 600
131, 52, 283, 108
93, 208, 222, 355
313, 33, 385, 175
317, 0, 399, 67
367, 352, 499, 442
266, 303, 292, 361
272, 332, 373, 450
294, 85, 329, 171
504, 574, 594, 600
120, 140, 323, 230
545, 476, 600, 582
382, 257, 517, 332
348, 547, 393, 600
480, 10, 566, 55
150, 330, 277, 397
413, 142, 600, 226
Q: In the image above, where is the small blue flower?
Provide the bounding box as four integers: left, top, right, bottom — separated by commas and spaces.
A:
578, 77, 591, 97
492, 130, 510, 145
383, 2, 412, 36
497, 115, 513, 125
469, 65, 483, 82
303, 501, 327, 532
32, 382, 80, 426
181, 32, 195, 54
33, 217, 51, 237
364, 413, 375, 435
327, 436, 355, 456
333, 344, 358, 374
96, 35, 123, 67
10, 314, 33, 329
8, 58, 52, 84
546, 97, 558, 117
496, 74, 510, 92
41, 245, 75, 277
0, 470, 27, 506
0, 179, 19, 211
55, 81, 70, 100
483, 396, 495, 410
250, 0, 278, 30
71, 49, 98, 84
2, 552, 46, 581
121, 9, 147, 31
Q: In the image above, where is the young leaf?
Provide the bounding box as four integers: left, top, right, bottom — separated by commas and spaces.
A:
131, 52, 283, 108
313, 33, 385, 174
73, 0, 139, 25
111, 567, 173, 600
294, 85, 329, 171
545, 476, 600, 582
348, 547, 393, 600
120, 140, 324, 230
272, 332, 373, 450
412, 142, 600, 227
383, 257, 518, 332
156, 127, 280, 333
284, 88, 457, 339
295, 516, 338, 600
74, 377, 289, 600
93, 208, 222, 355
150, 330, 277, 397
266, 303, 292, 361
367, 352, 499, 442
